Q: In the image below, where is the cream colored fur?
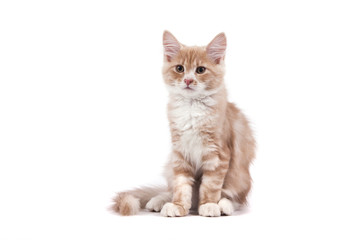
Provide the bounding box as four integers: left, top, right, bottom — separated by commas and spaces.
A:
112, 31, 255, 217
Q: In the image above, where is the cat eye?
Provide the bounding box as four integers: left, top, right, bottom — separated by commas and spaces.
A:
196, 66, 206, 74
175, 65, 184, 73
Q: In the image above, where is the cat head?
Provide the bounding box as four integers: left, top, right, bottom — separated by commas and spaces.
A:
162, 31, 226, 98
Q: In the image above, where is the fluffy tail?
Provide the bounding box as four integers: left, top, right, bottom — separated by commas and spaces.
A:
111, 186, 167, 216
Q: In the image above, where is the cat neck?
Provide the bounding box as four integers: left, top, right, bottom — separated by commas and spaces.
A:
168, 84, 227, 108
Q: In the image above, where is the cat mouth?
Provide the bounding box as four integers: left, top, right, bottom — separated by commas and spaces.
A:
184, 86, 194, 90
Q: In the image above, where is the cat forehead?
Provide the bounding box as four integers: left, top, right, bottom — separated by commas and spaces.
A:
176, 46, 209, 64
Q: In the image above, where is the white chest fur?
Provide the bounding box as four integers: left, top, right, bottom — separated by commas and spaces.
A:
169, 96, 217, 169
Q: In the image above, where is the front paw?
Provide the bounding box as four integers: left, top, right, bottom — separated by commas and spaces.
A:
160, 202, 188, 217
199, 203, 221, 217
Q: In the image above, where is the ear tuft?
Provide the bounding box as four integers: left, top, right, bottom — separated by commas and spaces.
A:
206, 33, 227, 64
163, 31, 181, 62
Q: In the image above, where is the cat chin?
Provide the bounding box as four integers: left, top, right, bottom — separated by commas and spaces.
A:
166, 84, 224, 100
167, 86, 209, 98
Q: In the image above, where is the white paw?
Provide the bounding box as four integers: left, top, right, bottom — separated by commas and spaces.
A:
160, 202, 187, 217
146, 196, 167, 212
199, 203, 221, 217
218, 198, 234, 215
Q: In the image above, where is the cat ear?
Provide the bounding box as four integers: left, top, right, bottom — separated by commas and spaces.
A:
206, 32, 227, 64
163, 31, 181, 62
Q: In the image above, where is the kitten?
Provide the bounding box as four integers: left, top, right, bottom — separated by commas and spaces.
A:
112, 31, 255, 217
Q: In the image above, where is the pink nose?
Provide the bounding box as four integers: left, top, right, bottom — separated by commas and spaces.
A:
184, 79, 194, 86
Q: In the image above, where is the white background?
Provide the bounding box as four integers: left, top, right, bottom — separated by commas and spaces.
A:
1, 0, 359, 239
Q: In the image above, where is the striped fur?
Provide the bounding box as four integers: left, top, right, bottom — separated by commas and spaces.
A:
112, 31, 255, 217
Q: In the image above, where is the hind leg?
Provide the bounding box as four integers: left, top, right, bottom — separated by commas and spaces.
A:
222, 165, 252, 205
145, 192, 172, 212
218, 198, 235, 215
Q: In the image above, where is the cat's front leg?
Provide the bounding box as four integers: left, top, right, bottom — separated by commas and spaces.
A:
160, 151, 194, 217
199, 152, 230, 217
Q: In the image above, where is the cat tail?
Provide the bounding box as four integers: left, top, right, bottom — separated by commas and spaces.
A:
111, 186, 168, 216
